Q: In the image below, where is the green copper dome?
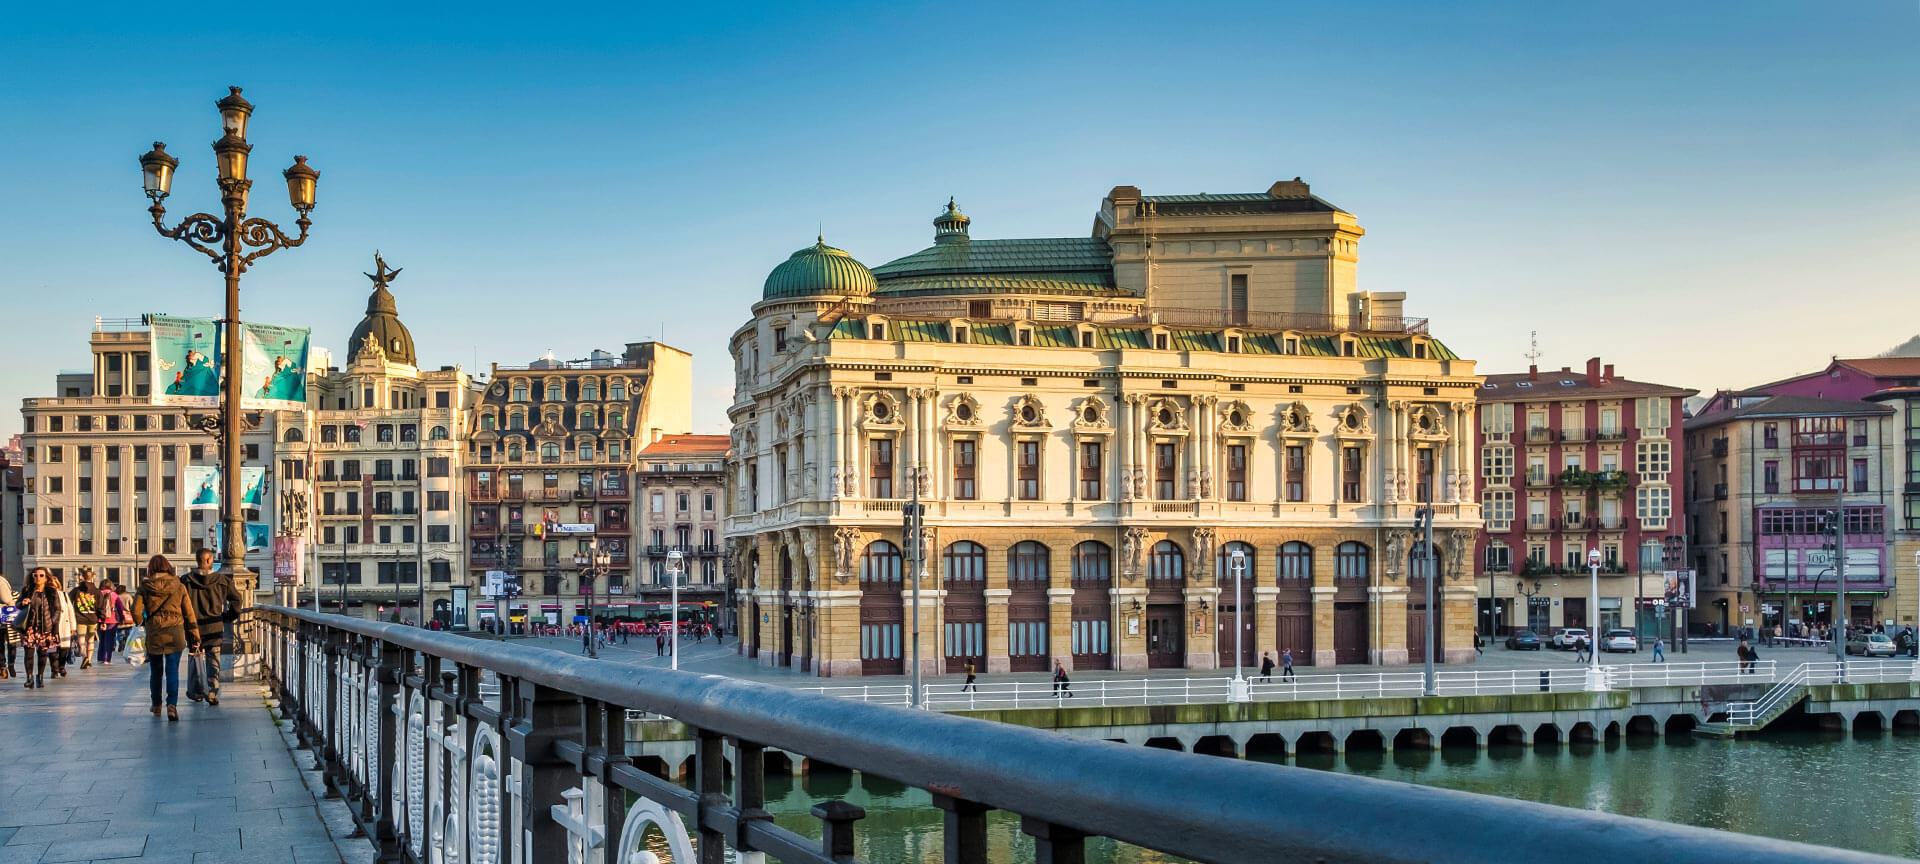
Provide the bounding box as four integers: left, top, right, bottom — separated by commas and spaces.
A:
762, 237, 877, 301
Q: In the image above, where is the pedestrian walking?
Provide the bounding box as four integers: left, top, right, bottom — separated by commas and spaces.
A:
45, 572, 75, 679
1281, 648, 1295, 682
1259, 651, 1275, 682
962, 661, 978, 692
1052, 661, 1072, 698
70, 569, 100, 670
133, 555, 201, 721
181, 548, 244, 706
96, 580, 129, 665
656, 632, 665, 657
1574, 635, 1590, 663
1651, 637, 1665, 663
0, 571, 17, 681
18, 569, 62, 688
114, 584, 136, 664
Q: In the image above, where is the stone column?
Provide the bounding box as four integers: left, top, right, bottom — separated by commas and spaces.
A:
839, 388, 859, 499
1372, 584, 1409, 666
1310, 586, 1338, 668
1047, 587, 1075, 672
1254, 585, 1279, 667
1185, 586, 1220, 670
984, 589, 1012, 674
1115, 393, 1131, 500
1114, 586, 1147, 670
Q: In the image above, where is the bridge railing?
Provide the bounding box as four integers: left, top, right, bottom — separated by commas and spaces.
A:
250, 607, 1900, 864
1610, 660, 1774, 687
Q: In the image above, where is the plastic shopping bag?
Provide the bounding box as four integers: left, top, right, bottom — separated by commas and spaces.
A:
128, 626, 147, 665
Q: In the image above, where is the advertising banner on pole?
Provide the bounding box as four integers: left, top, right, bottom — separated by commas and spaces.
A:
273, 536, 306, 588
149, 315, 221, 407
212, 523, 272, 552
184, 465, 221, 510
240, 322, 311, 410
240, 466, 267, 509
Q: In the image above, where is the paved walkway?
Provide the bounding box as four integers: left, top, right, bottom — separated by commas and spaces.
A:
0, 660, 356, 863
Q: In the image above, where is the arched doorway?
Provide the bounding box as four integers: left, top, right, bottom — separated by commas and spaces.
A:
1406, 549, 1444, 664
1070, 541, 1113, 670
859, 541, 904, 675
1147, 541, 1186, 668
1275, 541, 1314, 666
942, 541, 986, 673
1008, 541, 1051, 672
1216, 541, 1257, 669
747, 550, 760, 659
1333, 541, 1371, 664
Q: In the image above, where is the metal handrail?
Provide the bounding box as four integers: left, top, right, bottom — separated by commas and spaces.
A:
252, 607, 1899, 864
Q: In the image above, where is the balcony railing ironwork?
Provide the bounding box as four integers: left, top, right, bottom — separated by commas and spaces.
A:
251, 608, 1877, 864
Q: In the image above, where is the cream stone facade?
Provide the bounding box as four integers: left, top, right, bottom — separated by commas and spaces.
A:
727, 182, 1482, 678
274, 270, 473, 623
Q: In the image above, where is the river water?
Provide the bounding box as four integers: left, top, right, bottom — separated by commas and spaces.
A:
729, 729, 1920, 861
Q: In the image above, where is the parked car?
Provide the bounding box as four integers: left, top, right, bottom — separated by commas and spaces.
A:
1552, 628, 1589, 650
1601, 628, 1639, 653
1505, 630, 1542, 650
1847, 631, 1897, 657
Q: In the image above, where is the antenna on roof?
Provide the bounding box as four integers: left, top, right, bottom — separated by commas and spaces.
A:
1524, 331, 1542, 366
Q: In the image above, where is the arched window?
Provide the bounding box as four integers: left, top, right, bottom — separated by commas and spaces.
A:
1071, 541, 1111, 585
943, 541, 985, 583
344, 425, 362, 443
283, 427, 304, 443
506, 442, 523, 462
512, 383, 528, 402
578, 409, 594, 429
480, 414, 496, 431
1150, 541, 1185, 583
540, 442, 560, 461
609, 381, 626, 401
1335, 541, 1371, 579
429, 426, 449, 440
546, 382, 564, 401
1278, 541, 1314, 582
576, 440, 594, 461
607, 412, 623, 430
861, 540, 901, 584
582, 382, 599, 401
1219, 541, 1257, 581
1009, 541, 1050, 584
508, 412, 525, 431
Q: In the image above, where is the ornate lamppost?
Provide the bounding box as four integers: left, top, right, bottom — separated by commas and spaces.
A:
141, 87, 318, 608
574, 540, 611, 658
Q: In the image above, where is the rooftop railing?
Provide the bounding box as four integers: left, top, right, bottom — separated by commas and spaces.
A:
254, 606, 1893, 864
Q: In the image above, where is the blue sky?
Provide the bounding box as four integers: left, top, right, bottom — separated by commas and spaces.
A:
1, 1, 1914, 439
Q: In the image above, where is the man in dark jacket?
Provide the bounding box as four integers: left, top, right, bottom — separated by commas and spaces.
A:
70, 569, 101, 670
181, 548, 245, 705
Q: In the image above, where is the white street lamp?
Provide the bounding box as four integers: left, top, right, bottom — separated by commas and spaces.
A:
1586, 547, 1607, 691
666, 549, 686, 671
1228, 549, 1249, 702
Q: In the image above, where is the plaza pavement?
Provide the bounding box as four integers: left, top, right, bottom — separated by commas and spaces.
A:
505, 631, 1904, 686
0, 662, 368, 864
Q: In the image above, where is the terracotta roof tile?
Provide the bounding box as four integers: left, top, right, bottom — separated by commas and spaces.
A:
638, 435, 730, 456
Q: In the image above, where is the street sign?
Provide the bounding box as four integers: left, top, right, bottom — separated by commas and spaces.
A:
1740, 604, 1750, 613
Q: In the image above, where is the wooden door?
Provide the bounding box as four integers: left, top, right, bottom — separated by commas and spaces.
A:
944, 585, 986, 674
1564, 597, 1587, 630
1146, 604, 1184, 668
1216, 575, 1255, 669
1277, 601, 1314, 666
1008, 601, 1050, 672
1333, 601, 1369, 665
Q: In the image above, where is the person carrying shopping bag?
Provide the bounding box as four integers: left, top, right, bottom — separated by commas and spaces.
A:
132, 555, 201, 721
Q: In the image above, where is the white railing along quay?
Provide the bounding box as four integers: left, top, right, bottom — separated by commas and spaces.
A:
1726, 660, 1915, 726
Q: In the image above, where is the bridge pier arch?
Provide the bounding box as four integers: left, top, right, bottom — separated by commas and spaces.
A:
1245, 733, 1288, 761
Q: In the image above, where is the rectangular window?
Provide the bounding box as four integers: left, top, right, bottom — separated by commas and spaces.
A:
1341, 446, 1363, 503
1225, 444, 1246, 501
1416, 448, 1435, 503
428, 457, 449, 478
950, 439, 977, 501
1284, 445, 1305, 502
1483, 490, 1515, 531
1763, 422, 1779, 449
1155, 443, 1178, 500
1482, 445, 1513, 482
1854, 458, 1870, 493
1635, 440, 1670, 480
870, 438, 894, 498
1017, 440, 1040, 500
1763, 460, 1780, 494
1229, 273, 1249, 324
429, 491, 449, 511
1636, 486, 1671, 527
1079, 441, 1102, 500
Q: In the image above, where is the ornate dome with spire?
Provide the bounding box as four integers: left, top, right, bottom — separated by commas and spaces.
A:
761, 237, 877, 301
934, 197, 970, 244
348, 251, 417, 367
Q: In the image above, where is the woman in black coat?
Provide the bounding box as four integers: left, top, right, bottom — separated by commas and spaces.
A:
18, 569, 61, 689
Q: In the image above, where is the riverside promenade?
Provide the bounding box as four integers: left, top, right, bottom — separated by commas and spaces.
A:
0, 665, 368, 864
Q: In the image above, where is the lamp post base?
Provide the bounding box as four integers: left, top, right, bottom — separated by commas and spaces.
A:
1228, 678, 1250, 703
1584, 666, 1611, 692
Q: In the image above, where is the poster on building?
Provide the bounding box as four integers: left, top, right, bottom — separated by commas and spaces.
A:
211, 522, 272, 552
149, 315, 221, 407
450, 586, 470, 631
272, 536, 306, 588
184, 465, 220, 510
240, 466, 267, 510
484, 570, 507, 597
240, 322, 311, 410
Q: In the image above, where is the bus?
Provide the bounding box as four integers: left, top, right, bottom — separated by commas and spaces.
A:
594, 601, 717, 632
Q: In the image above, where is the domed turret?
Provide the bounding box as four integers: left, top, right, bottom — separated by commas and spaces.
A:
348, 251, 417, 367
934, 197, 970, 244
761, 237, 877, 301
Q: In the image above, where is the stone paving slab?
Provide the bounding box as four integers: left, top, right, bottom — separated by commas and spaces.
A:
0, 663, 360, 863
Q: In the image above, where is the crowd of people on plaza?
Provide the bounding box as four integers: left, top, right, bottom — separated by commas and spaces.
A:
0, 549, 245, 721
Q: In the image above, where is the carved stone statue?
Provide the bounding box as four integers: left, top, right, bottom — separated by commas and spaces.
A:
1385, 530, 1408, 580
1123, 527, 1148, 578
1190, 527, 1215, 574
834, 527, 862, 582
804, 462, 819, 496
1131, 468, 1146, 499
1444, 472, 1461, 503
1394, 471, 1409, 502
1197, 468, 1212, 500
1445, 529, 1473, 576
1187, 469, 1200, 500
1120, 467, 1134, 500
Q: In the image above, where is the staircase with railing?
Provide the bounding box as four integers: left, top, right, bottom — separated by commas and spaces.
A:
1695, 660, 1914, 738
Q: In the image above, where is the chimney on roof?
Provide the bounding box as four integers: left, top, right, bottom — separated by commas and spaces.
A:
1529, 364, 1538, 382
1267, 177, 1311, 198
1586, 358, 1601, 386
1603, 363, 1614, 381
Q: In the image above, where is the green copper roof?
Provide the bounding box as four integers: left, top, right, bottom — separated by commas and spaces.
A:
870, 237, 1115, 297
763, 238, 878, 301
872, 272, 1124, 299
822, 315, 1462, 362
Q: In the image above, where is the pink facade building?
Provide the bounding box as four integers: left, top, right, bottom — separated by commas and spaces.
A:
1473, 358, 1695, 640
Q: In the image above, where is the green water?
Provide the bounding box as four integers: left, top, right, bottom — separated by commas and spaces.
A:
738, 730, 1920, 861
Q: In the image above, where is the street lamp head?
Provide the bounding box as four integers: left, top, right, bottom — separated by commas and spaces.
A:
1588, 548, 1602, 566
140, 142, 178, 201
283, 155, 318, 214
216, 86, 254, 139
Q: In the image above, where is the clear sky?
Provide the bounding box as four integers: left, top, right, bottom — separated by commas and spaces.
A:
0, 1, 1914, 440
